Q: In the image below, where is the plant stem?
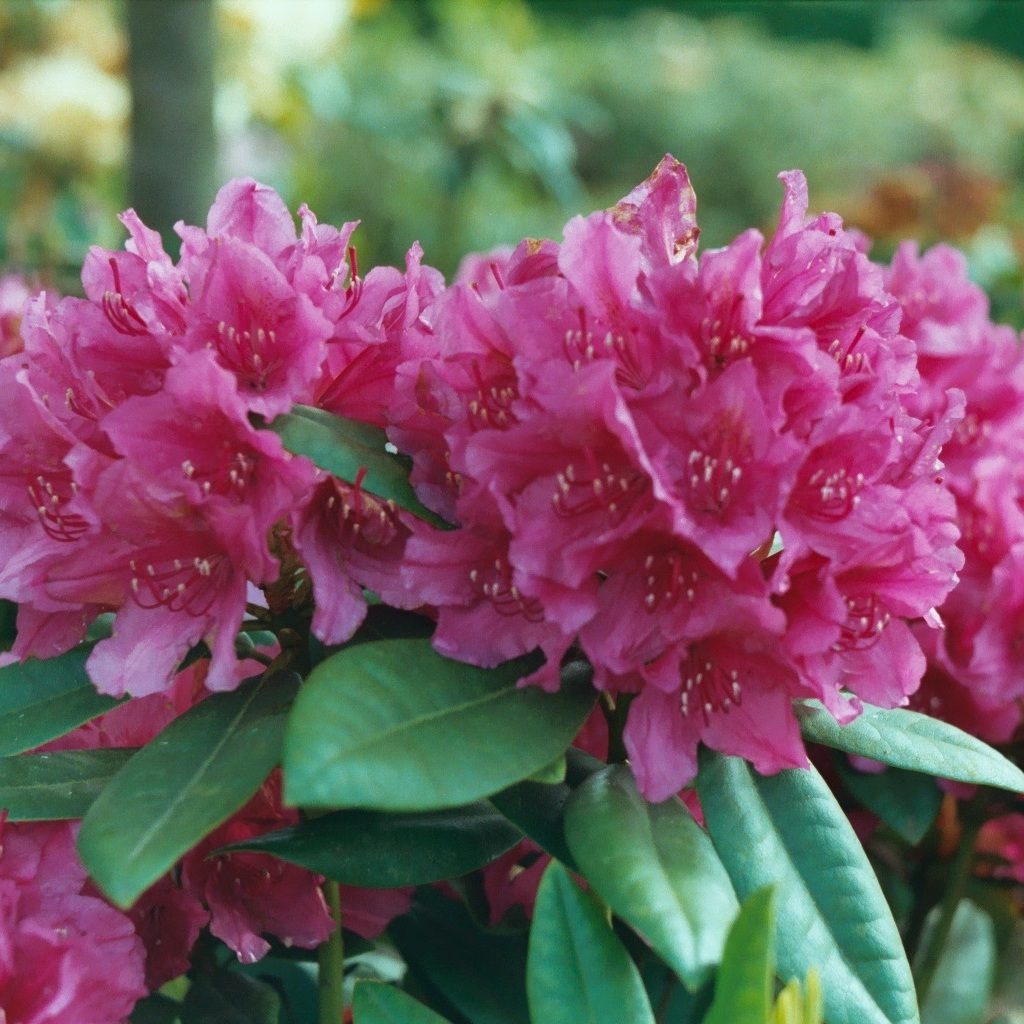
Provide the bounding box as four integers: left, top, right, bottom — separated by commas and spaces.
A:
913, 815, 982, 1006
319, 881, 345, 1024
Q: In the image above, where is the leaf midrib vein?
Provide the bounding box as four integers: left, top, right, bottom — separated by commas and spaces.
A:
321, 684, 518, 765
115, 681, 269, 865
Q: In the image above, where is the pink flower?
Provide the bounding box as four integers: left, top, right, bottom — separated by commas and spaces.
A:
127, 876, 208, 991
316, 243, 443, 428
624, 608, 807, 801
291, 472, 416, 646
0, 274, 36, 360
481, 839, 548, 925
37, 452, 251, 696
0, 819, 146, 1023
99, 351, 313, 582
179, 234, 332, 418
977, 814, 1024, 883
18, 295, 170, 452
886, 240, 1024, 740
180, 775, 334, 965
341, 886, 413, 939
42, 660, 208, 752
81, 209, 188, 341
400, 509, 570, 681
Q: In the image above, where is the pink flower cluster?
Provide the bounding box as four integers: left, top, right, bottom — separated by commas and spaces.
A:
393, 158, 964, 798
0, 160, 969, 804
0, 182, 439, 697
0, 151, 1011, 1008
885, 244, 1024, 741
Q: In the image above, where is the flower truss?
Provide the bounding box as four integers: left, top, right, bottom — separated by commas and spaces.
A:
0, 157, 1021, 1023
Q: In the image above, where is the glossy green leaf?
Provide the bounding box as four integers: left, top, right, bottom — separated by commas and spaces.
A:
697, 753, 919, 1024
78, 671, 299, 908
917, 900, 996, 1024
0, 748, 135, 820
564, 765, 737, 990
0, 643, 122, 756
390, 887, 530, 1024
491, 778, 575, 869
353, 982, 455, 1024
216, 801, 523, 886
527, 861, 655, 1024
490, 749, 605, 870
798, 700, 1024, 793
284, 640, 595, 811
180, 968, 280, 1024
703, 887, 775, 1024
269, 404, 448, 528
836, 759, 942, 845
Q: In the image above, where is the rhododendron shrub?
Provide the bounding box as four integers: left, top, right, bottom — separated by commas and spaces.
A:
0, 160, 1022, 1023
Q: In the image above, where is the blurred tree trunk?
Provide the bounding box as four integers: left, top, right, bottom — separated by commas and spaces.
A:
127, 0, 216, 241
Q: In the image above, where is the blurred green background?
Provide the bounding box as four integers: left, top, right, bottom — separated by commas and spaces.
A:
2, 0, 1024, 321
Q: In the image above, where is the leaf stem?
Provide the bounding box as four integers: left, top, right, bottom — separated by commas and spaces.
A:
913, 814, 982, 1006
319, 880, 345, 1024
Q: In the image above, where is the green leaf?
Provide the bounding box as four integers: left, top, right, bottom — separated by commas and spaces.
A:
353, 982, 455, 1024
527, 861, 655, 1024
78, 671, 299, 908
283, 640, 595, 811
836, 759, 942, 845
237, 956, 318, 1022
268, 404, 448, 528
216, 801, 523, 886
490, 749, 607, 871
703, 887, 775, 1024
390, 887, 530, 1024
528, 755, 567, 784
639, 963, 709, 1024
180, 968, 280, 1024
797, 700, 1024, 793
0, 643, 122, 756
564, 765, 737, 990
0, 748, 135, 820
917, 900, 996, 1024
130, 993, 182, 1024
697, 753, 919, 1024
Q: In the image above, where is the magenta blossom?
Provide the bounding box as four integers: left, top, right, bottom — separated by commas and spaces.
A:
0, 178, 440, 698
180, 773, 411, 964
394, 156, 963, 798
885, 241, 1024, 742
0, 818, 146, 1023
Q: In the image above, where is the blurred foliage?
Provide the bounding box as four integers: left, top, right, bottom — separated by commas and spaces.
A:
0, 0, 126, 289
1, 0, 1023, 319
